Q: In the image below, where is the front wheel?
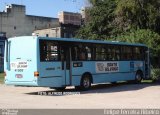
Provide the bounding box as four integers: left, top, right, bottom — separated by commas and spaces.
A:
80, 74, 91, 91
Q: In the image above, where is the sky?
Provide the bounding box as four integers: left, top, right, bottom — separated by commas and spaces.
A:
0, 0, 88, 18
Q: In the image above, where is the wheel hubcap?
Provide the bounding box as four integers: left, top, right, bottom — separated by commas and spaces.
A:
83, 78, 90, 88
136, 74, 141, 81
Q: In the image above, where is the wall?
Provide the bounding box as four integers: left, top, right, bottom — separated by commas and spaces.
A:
0, 4, 59, 38
34, 24, 80, 38
58, 11, 81, 26
34, 27, 61, 38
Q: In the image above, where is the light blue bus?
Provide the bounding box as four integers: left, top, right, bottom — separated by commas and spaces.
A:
4, 36, 150, 90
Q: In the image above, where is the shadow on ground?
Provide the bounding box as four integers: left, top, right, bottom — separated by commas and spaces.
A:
25, 81, 160, 96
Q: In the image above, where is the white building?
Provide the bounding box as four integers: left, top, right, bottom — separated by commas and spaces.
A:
0, 4, 59, 38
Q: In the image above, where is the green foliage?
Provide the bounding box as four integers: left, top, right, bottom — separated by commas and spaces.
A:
0, 73, 4, 84
151, 68, 160, 82
114, 0, 160, 34
76, 0, 116, 39
76, 0, 160, 39
116, 29, 160, 57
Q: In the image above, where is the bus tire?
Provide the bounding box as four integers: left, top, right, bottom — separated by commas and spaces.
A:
80, 74, 92, 91
135, 71, 143, 83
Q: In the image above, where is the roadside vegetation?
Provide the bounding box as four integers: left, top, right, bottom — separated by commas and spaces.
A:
0, 73, 4, 84
151, 68, 160, 82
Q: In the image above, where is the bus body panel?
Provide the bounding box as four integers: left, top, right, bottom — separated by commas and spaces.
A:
38, 77, 64, 87
38, 62, 66, 87
4, 36, 38, 86
71, 61, 144, 86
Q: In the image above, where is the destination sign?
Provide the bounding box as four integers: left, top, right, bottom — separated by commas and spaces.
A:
96, 62, 119, 73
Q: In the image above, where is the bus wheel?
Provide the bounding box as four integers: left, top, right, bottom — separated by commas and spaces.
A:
135, 71, 143, 83
80, 74, 91, 91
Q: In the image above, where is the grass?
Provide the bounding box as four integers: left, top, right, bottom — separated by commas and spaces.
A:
0, 73, 4, 84
142, 79, 153, 83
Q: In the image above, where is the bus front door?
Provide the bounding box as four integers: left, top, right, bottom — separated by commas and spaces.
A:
61, 46, 72, 86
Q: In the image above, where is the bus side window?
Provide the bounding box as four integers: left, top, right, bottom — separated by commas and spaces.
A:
133, 47, 142, 60
115, 46, 120, 60
107, 45, 116, 61
79, 47, 86, 60
40, 40, 59, 61
80, 52, 86, 60
72, 46, 78, 61
106, 46, 112, 60
85, 46, 92, 60
121, 46, 132, 60
96, 45, 102, 60
40, 41, 47, 61
60, 47, 65, 61
72, 44, 92, 61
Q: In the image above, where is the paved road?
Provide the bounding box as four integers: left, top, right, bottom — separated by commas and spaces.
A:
0, 82, 160, 109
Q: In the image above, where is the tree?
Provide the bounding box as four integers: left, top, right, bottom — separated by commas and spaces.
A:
76, 0, 116, 39
76, 0, 160, 39
114, 0, 160, 34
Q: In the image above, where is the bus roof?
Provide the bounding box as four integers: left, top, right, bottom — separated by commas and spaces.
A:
9, 36, 147, 47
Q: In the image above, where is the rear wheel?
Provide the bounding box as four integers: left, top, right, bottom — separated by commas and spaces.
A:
135, 71, 143, 83
80, 74, 91, 91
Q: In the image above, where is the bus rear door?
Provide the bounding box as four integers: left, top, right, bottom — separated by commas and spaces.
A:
61, 44, 72, 86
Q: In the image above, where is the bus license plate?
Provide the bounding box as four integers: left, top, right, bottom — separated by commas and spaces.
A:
16, 74, 23, 78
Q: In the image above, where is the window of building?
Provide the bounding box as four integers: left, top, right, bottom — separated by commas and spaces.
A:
14, 26, 16, 30
64, 15, 69, 20
70, 16, 74, 20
